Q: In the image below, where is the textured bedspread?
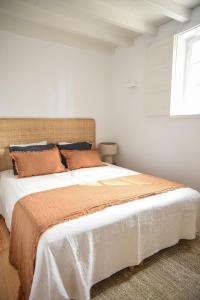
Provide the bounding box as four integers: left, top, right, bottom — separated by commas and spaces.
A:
9, 173, 184, 299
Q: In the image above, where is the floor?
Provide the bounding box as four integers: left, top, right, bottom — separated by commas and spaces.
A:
0, 216, 200, 300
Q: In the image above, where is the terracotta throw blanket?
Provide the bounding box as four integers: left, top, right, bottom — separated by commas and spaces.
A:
9, 174, 184, 299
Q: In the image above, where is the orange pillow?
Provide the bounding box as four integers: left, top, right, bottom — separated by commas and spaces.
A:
10, 148, 66, 178
61, 149, 103, 170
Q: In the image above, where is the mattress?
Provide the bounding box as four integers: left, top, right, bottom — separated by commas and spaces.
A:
0, 165, 200, 300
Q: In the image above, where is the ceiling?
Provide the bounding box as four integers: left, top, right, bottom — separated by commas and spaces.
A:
0, 0, 200, 52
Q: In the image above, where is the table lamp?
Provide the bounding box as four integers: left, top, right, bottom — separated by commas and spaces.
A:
99, 142, 118, 164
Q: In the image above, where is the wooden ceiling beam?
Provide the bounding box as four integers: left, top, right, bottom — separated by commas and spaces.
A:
64, 0, 157, 35
0, 0, 134, 46
144, 0, 191, 22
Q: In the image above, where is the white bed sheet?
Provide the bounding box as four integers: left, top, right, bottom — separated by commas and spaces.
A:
0, 165, 200, 300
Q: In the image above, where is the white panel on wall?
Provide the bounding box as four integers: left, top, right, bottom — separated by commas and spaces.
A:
144, 37, 174, 116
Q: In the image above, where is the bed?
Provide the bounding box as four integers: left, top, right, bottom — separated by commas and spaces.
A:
0, 118, 200, 300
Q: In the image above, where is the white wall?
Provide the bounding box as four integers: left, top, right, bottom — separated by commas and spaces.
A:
0, 31, 113, 143
112, 6, 200, 191
1, 7, 200, 191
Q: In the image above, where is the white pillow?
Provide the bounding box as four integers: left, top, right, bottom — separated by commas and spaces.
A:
57, 142, 72, 145
10, 141, 47, 147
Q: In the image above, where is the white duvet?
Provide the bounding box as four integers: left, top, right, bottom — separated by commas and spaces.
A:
0, 165, 200, 300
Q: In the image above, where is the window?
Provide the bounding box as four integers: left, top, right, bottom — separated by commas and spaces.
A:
171, 25, 200, 116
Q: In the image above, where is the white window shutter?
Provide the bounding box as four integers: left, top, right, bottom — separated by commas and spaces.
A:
144, 37, 174, 116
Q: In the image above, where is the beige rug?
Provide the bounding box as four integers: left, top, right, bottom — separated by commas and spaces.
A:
91, 237, 200, 300
0, 216, 200, 300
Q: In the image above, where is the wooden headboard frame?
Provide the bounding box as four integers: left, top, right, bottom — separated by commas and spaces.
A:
0, 118, 95, 171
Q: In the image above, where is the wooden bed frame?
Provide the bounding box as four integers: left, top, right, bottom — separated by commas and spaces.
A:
0, 118, 95, 171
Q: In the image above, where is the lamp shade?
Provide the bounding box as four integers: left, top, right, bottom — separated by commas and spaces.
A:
99, 142, 117, 156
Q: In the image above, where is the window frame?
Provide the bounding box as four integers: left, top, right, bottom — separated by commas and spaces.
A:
170, 25, 200, 117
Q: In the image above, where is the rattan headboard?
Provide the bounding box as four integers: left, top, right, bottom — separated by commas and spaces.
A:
0, 118, 95, 171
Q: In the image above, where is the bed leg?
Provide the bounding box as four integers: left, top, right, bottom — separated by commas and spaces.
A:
128, 260, 144, 271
